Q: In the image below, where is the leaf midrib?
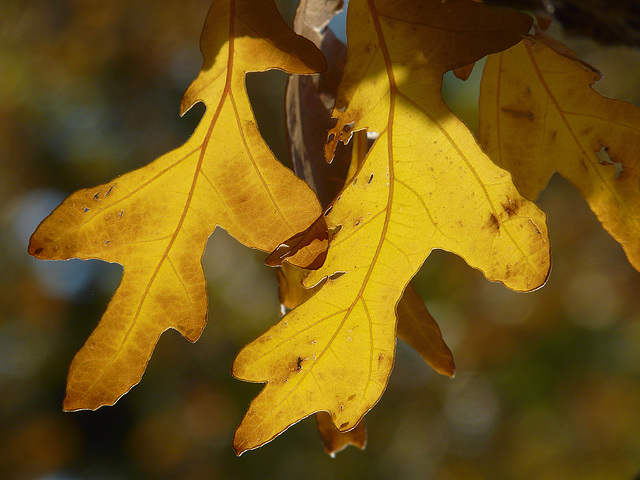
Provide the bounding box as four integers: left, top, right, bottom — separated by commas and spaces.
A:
236, 0, 398, 449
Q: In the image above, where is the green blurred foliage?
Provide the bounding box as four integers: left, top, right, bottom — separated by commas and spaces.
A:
1, 1, 640, 479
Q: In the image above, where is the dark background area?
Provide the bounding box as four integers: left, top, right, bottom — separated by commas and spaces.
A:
2, 1, 640, 479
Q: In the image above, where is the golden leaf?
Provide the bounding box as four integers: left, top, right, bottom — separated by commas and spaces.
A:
479, 32, 640, 271
28, 0, 326, 411
232, 0, 549, 454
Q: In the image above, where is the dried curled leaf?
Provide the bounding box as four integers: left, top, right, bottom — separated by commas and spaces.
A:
286, 0, 353, 208
232, 0, 548, 455
28, 0, 326, 411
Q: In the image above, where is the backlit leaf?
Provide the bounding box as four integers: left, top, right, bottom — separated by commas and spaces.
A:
232, 0, 549, 454
276, 263, 370, 455
478, 32, 640, 271
282, 3, 453, 449
28, 0, 326, 411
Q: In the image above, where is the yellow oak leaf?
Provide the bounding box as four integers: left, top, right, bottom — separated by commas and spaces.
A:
27, 0, 326, 411
276, 259, 452, 453
232, 0, 550, 454
282, 0, 454, 449
277, 262, 370, 455
478, 32, 640, 271
277, 251, 454, 381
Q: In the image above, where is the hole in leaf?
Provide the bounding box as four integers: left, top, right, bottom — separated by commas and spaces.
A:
328, 271, 345, 280
329, 224, 342, 237
342, 121, 355, 132
596, 146, 623, 178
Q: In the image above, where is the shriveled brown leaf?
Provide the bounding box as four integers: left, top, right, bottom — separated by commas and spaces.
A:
286, 0, 352, 207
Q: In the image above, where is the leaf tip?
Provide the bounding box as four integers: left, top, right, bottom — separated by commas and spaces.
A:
179, 90, 198, 117
27, 240, 45, 258
440, 359, 456, 378
62, 394, 99, 413
231, 423, 262, 457
232, 442, 246, 457
28, 224, 52, 259
28, 233, 65, 260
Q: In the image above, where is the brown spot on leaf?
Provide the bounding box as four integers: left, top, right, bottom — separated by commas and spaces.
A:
501, 107, 534, 120
501, 197, 520, 218
504, 265, 513, 279
579, 158, 588, 171
487, 212, 500, 231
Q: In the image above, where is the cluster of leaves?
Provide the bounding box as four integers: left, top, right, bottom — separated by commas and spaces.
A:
29, 0, 640, 457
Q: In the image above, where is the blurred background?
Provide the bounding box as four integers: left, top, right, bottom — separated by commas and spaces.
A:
2, 0, 640, 479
